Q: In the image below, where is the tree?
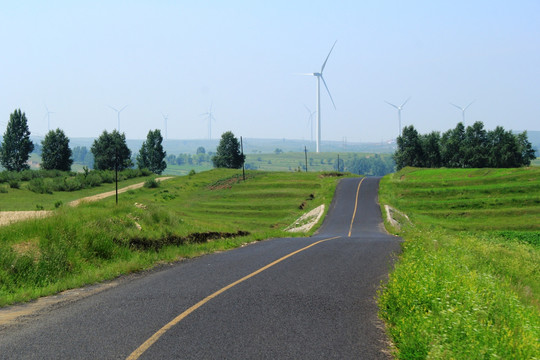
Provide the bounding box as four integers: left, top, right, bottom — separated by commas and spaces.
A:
441, 122, 466, 167
421, 131, 442, 168
516, 131, 536, 166
463, 121, 488, 168
196, 146, 206, 154
136, 129, 167, 174
212, 131, 245, 169
41, 129, 73, 171
91, 130, 132, 171
393, 125, 424, 170
0, 109, 34, 171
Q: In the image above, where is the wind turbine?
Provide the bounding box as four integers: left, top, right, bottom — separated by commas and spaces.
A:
450, 100, 475, 123
385, 97, 410, 138
44, 105, 54, 132
302, 40, 337, 153
304, 105, 316, 143
200, 104, 215, 140
108, 105, 128, 132
161, 113, 168, 140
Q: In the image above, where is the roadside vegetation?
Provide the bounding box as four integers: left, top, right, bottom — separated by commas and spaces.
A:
378, 167, 539, 359
0, 169, 349, 307
0, 168, 154, 210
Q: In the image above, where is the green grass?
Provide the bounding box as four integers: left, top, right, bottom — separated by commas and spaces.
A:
0, 169, 350, 307
0, 175, 155, 211
378, 167, 540, 359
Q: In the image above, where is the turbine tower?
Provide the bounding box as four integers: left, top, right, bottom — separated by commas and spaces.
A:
200, 104, 215, 140
161, 113, 168, 140
108, 105, 128, 132
44, 105, 54, 132
304, 105, 316, 143
303, 40, 337, 153
385, 97, 410, 138
450, 100, 475, 123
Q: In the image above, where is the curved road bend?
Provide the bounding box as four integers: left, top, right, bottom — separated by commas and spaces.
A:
0, 177, 401, 359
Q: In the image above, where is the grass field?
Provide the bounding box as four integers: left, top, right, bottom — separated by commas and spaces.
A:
0, 169, 351, 307
0, 175, 155, 211
378, 167, 539, 359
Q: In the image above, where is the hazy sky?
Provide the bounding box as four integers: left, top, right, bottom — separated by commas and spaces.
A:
1, 1, 538, 143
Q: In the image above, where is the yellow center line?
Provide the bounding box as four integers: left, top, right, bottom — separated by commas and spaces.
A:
126, 236, 341, 360
348, 177, 365, 237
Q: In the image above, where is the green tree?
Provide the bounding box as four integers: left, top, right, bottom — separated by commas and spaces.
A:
421, 131, 442, 168
196, 146, 206, 154
463, 121, 489, 168
41, 129, 73, 171
91, 130, 132, 171
136, 129, 167, 174
516, 131, 536, 166
441, 122, 466, 167
0, 109, 34, 171
212, 131, 245, 169
393, 125, 424, 170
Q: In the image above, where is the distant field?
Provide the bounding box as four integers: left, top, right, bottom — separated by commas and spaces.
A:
163, 151, 393, 175
532, 157, 540, 166
378, 167, 539, 359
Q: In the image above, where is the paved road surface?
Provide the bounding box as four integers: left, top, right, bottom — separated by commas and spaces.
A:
0, 177, 401, 359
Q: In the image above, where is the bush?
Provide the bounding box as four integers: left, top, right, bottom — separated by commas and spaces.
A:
27, 178, 53, 194
62, 177, 83, 192
84, 173, 103, 188
99, 171, 115, 183
144, 178, 160, 188
0, 185, 8, 193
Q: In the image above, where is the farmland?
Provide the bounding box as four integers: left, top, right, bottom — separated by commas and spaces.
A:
378, 167, 539, 359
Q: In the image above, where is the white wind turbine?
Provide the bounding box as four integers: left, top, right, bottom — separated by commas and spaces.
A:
161, 113, 168, 140
108, 105, 128, 132
302, 41, 337, 153
450, 100, 475, 123
304, 105, 316, 143
44, 105, 54, 132
385, 97, 410, 138
200, 104, 216, 140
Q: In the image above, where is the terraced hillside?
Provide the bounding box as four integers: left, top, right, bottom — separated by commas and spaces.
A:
378, 167, 539, 359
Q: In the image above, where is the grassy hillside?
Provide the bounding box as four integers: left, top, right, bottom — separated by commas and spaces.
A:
378, 167, 539, 359
0, 169, 350, 306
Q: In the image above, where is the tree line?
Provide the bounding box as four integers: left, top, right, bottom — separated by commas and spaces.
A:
394, 122, 536, 170
0, 109, 167, 174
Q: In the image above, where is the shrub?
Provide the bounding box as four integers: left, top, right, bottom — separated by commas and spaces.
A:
62, 177, 83, 192
8, 180, 20, 189
144, 177, 160, 188
54, 201, 63, 208
27, 178, 52, 194
0, 185, 8, 193
99, 171, 115, 183
84, 173, 103, 188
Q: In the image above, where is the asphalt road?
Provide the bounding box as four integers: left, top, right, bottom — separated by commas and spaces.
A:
0, 177, 401, 359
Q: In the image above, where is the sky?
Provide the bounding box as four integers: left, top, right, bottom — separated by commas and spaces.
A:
1, 0, 539, 144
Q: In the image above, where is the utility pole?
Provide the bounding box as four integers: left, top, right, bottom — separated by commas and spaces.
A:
304, 146, 308, 172
241, 136, 245, 181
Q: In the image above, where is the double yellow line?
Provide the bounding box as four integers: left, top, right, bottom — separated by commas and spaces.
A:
127, 236, 340, 359
127, 177, 365, 359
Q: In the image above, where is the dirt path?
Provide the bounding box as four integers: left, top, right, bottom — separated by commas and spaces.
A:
0, 177, 173, 227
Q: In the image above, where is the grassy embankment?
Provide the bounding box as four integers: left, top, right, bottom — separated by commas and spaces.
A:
0, 169, 349, 307
378, 167, 539, 359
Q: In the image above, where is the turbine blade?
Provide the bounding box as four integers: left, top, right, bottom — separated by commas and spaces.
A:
108, 105, 118, 112
400, 97, 411, 108
294, 73, 316, 76
321, 75, 336, 110
450, 102, 463, 111
385, 101, 399, 110
119, 105, 128, 112
304, 104, 312, 113
321, 40, 337, 73
464, 100, 475, 110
